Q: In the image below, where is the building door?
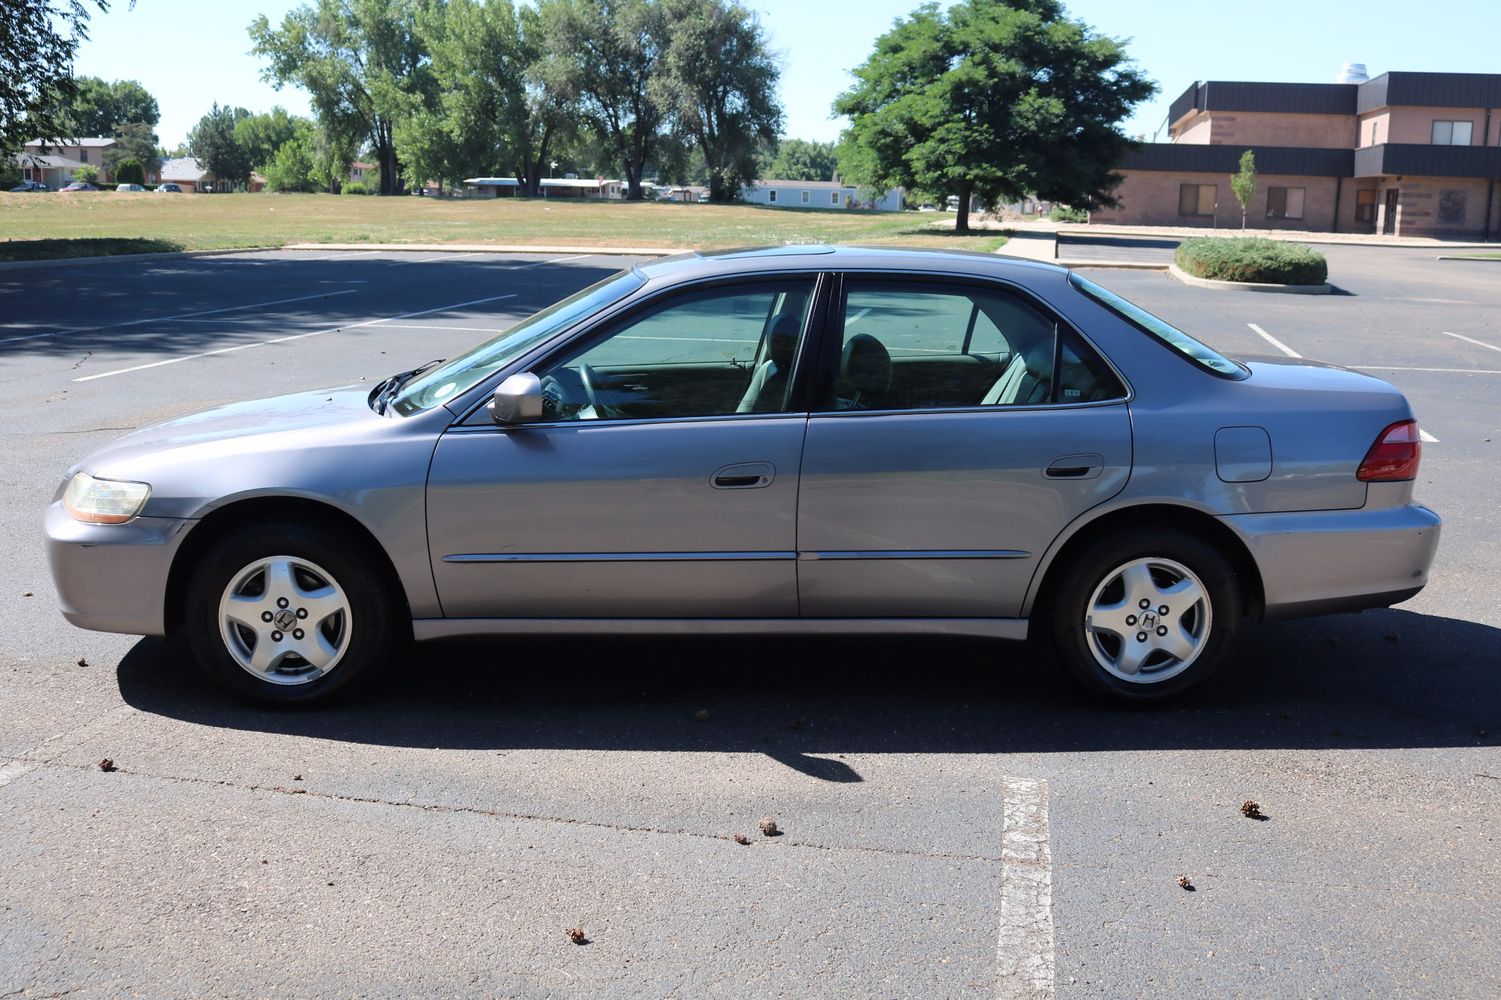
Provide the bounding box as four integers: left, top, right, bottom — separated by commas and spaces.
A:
1383, 189, 1399, 235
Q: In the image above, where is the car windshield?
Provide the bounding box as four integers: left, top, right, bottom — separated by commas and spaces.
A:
1069, 272, 1247, 379
389, 268, 646, 415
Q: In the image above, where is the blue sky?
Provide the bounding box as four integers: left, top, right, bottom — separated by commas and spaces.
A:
74, 0, 1501, 150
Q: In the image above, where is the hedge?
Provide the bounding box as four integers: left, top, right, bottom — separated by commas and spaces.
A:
1175, 236, 1328, 286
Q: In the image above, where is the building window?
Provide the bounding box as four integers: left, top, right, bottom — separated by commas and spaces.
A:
832, 191, 840, 206
1355, 189, 1377, 224
1178, 184, 1216, 217
1266, 187, 1306, 220
1368, 121, 1378, 146
801, 190, 810, 205
1431, 121, 1474, 146
79, 149, 89, 163
1437, 190, 1468, 225
768, 189, 777, 203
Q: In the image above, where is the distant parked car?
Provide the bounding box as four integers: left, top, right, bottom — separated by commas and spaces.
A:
10, 180, 50, 192
917, 203, 937, 212
116, 183, 146, 192
59, 182, 98, 192
46, 246, 1440, 706
156, 183, 183, 193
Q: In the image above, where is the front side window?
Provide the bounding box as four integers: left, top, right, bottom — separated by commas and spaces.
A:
1432, 120, 1474, 146
1266, 186, 1306, 220
1070, 272, 1246, 379
1178, 184, 1215, 217
535, 280, 815, 422
823, 280, 1123, 411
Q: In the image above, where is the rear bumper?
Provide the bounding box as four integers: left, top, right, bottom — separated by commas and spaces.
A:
44, 501, 192, 636
1224, 503, 1441, 622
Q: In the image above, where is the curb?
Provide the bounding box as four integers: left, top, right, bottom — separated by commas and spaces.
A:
1057, 259, 1169, 270
279, 242, 677, 256
1167, 262, 1331, 295
1435, 255, 1501, 262
1058, 226, 1498, 251
0, 246, 277, 272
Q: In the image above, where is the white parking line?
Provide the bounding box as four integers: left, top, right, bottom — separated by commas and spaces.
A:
73, 293, 519, 383
1247, 322, 1301, 359
1359, 366, 1501, 375
1420, 430, 1440, 443
0, 289, 361, 347
1440, 330, 1501, 354
996, 777, 1053, 1000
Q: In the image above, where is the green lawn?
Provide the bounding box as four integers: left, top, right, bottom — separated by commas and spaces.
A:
0, 191, 1007, 261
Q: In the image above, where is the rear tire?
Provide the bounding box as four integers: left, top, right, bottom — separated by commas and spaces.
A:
184, 521, 404, 705
1046, 528, 1242, 703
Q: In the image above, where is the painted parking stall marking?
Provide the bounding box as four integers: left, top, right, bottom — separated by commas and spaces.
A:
1439, 330, 1501, 354
1247, 322, 1301, 359
996, 777, 1054, 1000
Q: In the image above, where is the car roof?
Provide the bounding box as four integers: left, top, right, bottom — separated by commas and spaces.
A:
633, 243, 1067, 286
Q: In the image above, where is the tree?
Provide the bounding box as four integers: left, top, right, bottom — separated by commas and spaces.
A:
113, 159, 144, 184
0, 1, 109, 151
233, 107, 303, 172
765, 139, 838, 182
72, 163, 100, 184
1231, 149, 1256, 230
59, 76, 159, 136
834, 0, 1155, 232
188, 103, 253, 188
537, 0, 671, 200
656, 0, 781, 202
249, 0, 433, 195
103, 120, 160, 175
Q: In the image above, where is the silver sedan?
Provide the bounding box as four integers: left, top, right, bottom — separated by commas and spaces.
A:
45, 246, 1440, 704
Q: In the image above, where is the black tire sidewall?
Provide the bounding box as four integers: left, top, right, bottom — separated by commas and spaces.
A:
1048, 528, 1242, 703
184, 521, 400, 705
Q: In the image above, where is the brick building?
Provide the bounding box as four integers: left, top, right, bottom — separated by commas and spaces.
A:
1092, 72, 1501, 239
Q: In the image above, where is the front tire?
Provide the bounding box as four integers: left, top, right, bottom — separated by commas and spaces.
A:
1047, 528, 1242, 703
184, 521, 403, 705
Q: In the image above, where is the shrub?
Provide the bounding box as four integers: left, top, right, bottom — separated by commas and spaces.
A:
1175, 236, 1327, 286
73, 164, 101, 184
1049, 204, 1087, 223
341, 181, 370, 195
114, 160, 146, 185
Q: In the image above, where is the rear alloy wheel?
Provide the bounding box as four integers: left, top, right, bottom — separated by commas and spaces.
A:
184, 521, 403, 704
1048, 529, 1241, 702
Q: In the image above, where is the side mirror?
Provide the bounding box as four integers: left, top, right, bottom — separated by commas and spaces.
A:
491, 372, 544, 425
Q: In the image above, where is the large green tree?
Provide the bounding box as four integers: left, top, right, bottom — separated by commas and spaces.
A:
187, 103, 254, 188
656, 0, 781, 202
537, 0, 670, 200
249, 0, 433, 195
233, 106, 304, 172
765, 138, 838, 182
1, 1, 110, 151
834, 0, 1155, 232
59, 76, 159, 136
102, 120, 161, 175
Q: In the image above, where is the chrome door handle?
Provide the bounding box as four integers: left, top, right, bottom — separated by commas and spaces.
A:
712, 462, 775, 489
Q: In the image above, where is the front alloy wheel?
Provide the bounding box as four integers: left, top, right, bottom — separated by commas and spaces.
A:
218, 556, 353, 685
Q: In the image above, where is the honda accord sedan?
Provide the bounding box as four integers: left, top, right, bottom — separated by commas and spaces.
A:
46, 246, 1440, 704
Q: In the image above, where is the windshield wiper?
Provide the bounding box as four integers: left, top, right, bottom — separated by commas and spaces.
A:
373, 358, 445, 414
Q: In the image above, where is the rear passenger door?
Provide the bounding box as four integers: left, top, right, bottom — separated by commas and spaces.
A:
796, 276, 1133, 619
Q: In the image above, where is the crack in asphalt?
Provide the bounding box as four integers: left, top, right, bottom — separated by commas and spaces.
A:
0, 755, 1003, 865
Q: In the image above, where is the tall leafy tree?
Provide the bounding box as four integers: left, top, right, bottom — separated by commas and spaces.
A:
765, 138, 838, 182
1, 1, 110, 151
233, 107, 304, 172
834, 0, 1155, 232
59, 76, 159, 136
249, 0, 433, 195
102, 120, 161, 175
656, 0, 781, 202
537, 0, 669, 200
187, 103, 254, 188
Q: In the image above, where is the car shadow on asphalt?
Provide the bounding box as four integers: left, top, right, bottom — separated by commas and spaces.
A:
114, 607, 1500, 781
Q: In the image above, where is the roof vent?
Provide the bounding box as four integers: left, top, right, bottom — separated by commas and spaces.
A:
1337, 62, 1369, 84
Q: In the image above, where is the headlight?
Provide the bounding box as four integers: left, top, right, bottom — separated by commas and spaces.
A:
62, 472, 151, 524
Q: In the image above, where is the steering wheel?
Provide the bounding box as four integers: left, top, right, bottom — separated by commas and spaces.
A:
577, 363, 620, 419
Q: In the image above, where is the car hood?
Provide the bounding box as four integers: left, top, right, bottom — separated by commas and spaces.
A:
67, 386, 439, 519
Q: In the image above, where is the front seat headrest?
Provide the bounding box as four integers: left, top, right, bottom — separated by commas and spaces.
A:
767, 313, 800, 370
840, 333, 892, 399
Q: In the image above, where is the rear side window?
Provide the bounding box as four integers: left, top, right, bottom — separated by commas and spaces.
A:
1069, 272, 1247, 379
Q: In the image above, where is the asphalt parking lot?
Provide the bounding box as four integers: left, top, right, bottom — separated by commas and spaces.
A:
1, 246, 1497, 998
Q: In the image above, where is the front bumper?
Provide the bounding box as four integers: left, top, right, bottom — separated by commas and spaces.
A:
1224, 502, 1441, 622
44, 501, 193, 636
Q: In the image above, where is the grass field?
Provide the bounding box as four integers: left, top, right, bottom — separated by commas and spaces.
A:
0, 191, 1007, 261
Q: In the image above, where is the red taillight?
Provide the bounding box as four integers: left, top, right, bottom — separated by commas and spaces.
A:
1357, 419, 1421, 482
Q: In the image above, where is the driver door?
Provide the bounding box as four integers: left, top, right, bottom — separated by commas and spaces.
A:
425, 277, 820, 620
